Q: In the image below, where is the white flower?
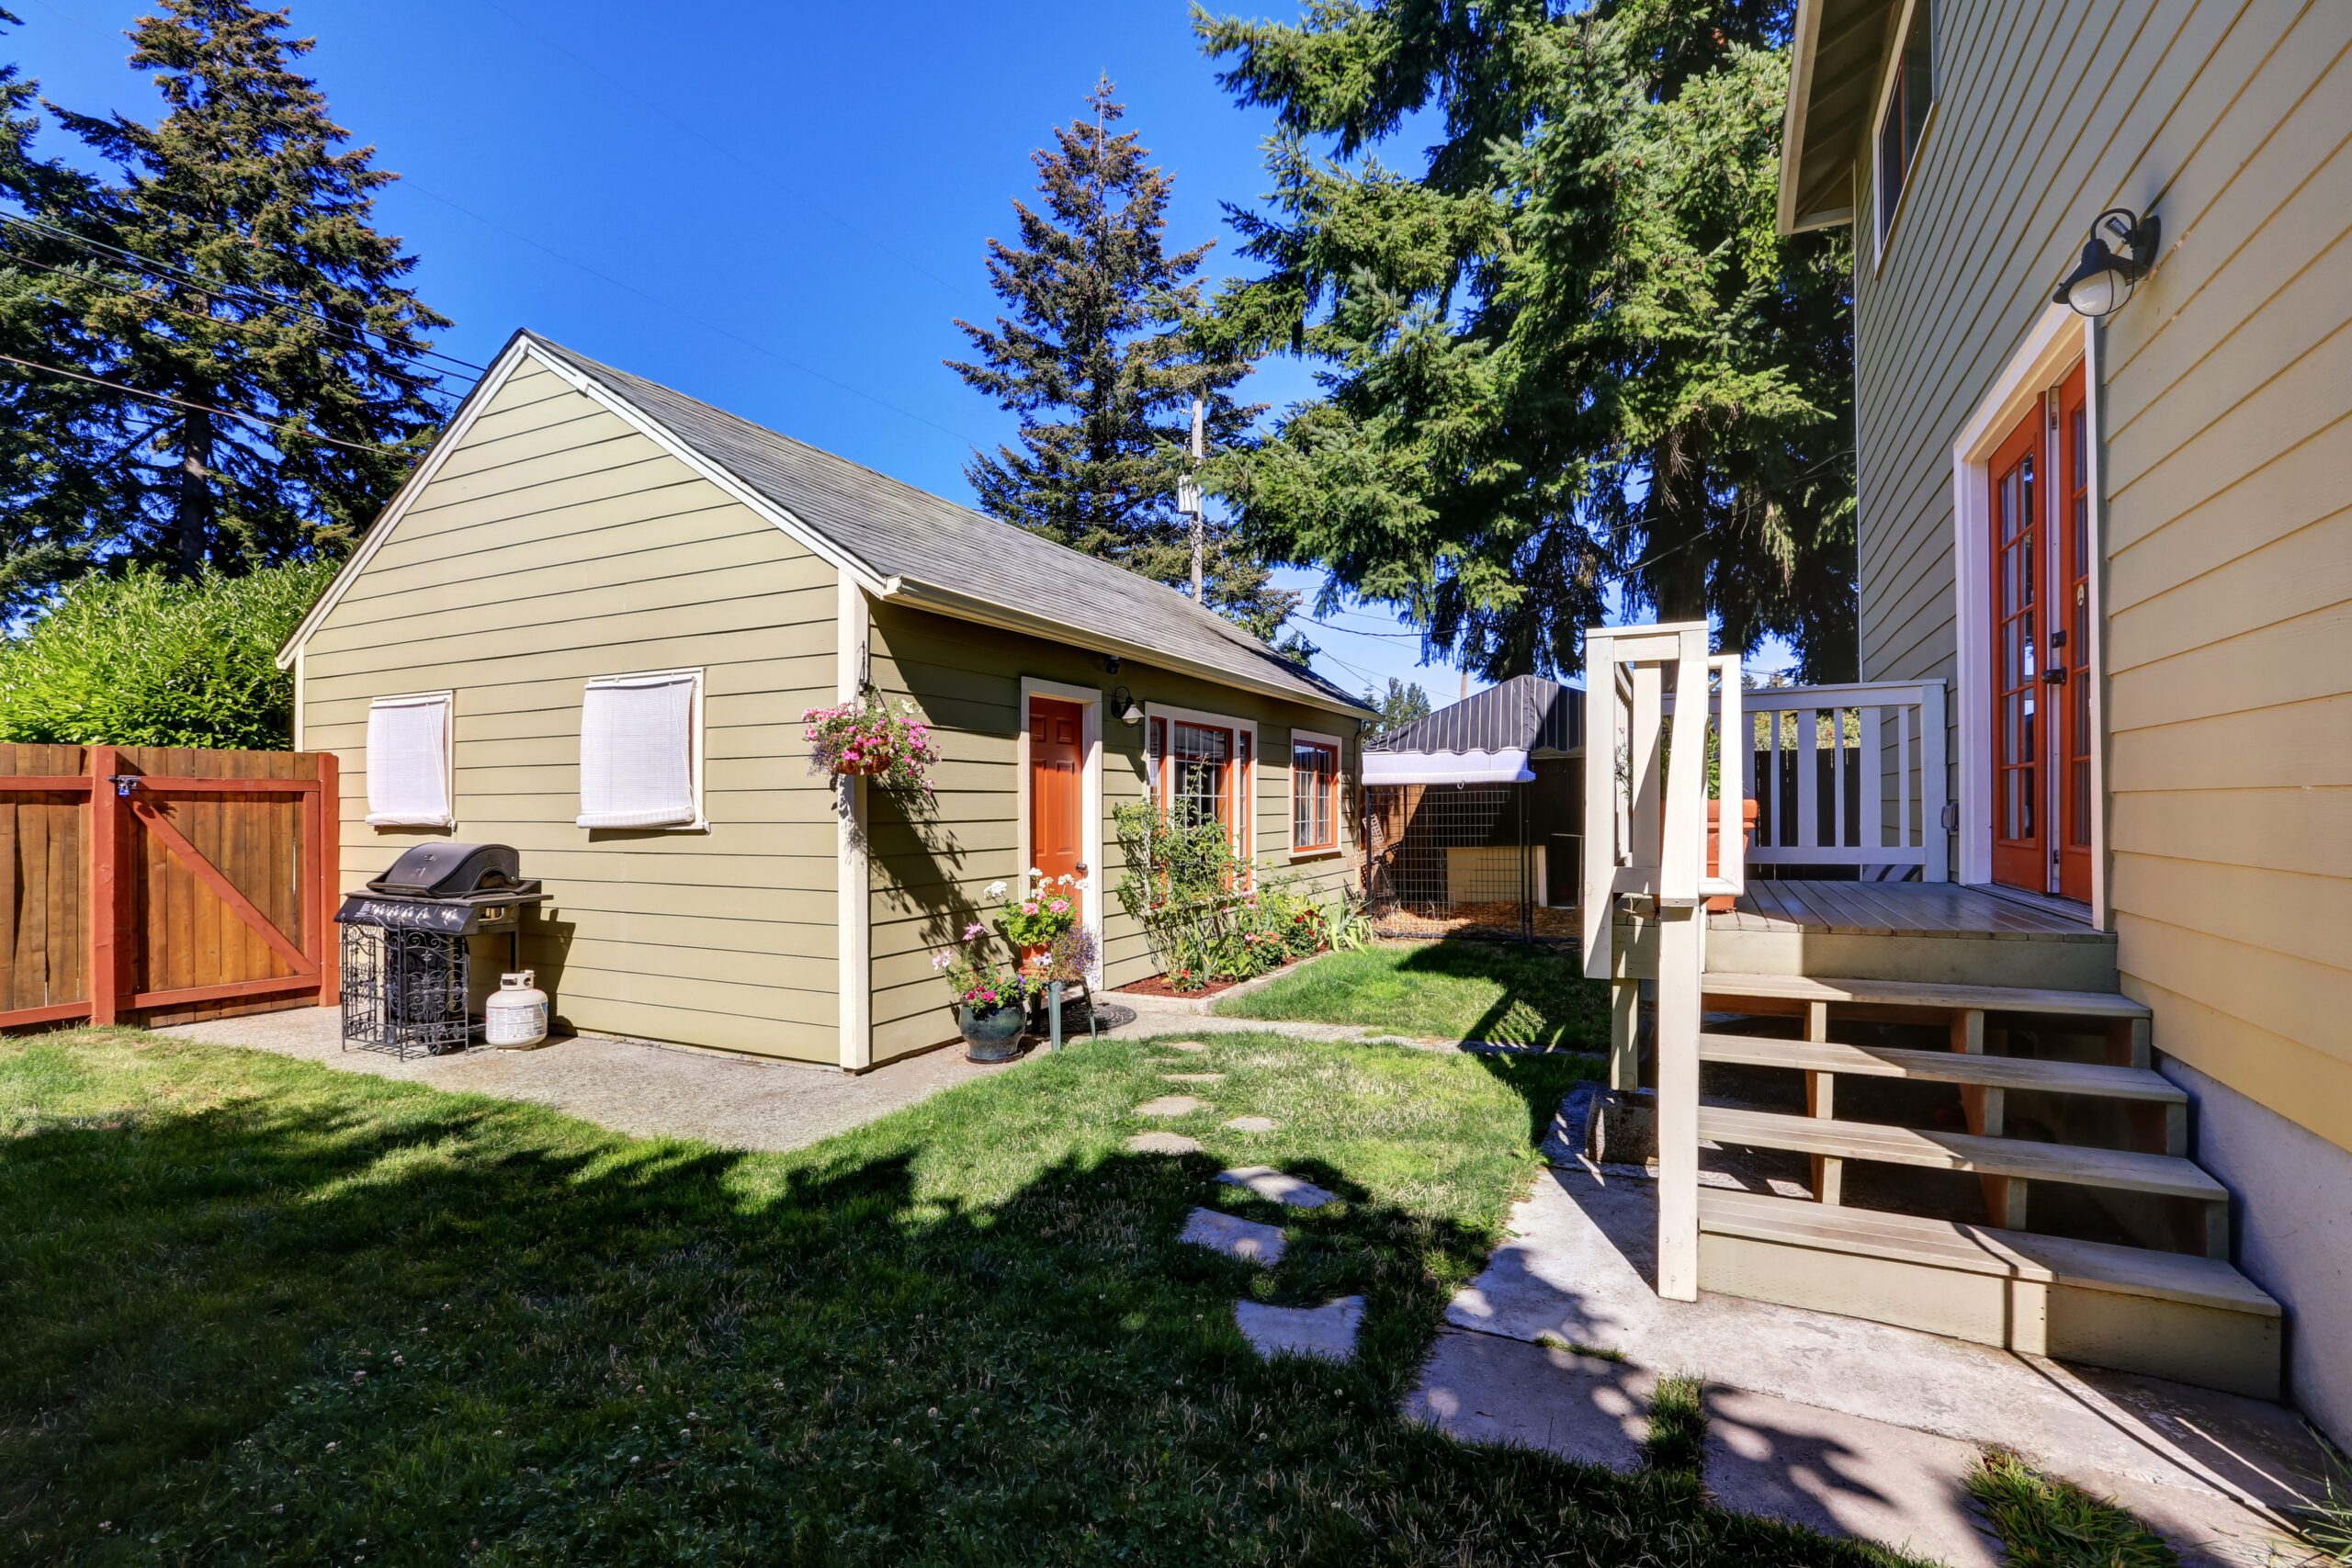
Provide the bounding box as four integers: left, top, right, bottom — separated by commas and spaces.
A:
1027, 866, 1043, 878
985, 879, 1008, 900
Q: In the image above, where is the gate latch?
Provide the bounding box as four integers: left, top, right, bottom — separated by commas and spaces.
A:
107, 774, 139, 798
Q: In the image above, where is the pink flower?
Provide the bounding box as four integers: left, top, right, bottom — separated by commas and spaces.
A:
1046, 898, 1069, 914
1022, 902, 1039, 916
930, 952, 951, 970
963, 921, 985, 940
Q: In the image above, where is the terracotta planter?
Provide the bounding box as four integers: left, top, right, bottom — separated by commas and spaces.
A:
1018, 942, 1053, 977
830, 754, 892, 778
1705, 797, 1761, 912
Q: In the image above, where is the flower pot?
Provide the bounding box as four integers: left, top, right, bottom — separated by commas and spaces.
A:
1705, 797, 1761, 912
958, 1001, 1025, 1063
1018, 942, 1053, 977
831, 755, 891, 778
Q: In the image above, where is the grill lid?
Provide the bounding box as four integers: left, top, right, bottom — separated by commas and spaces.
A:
366, 842, 524, 899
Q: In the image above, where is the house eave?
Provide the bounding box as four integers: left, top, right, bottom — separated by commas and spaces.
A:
879, 578, 1376, 720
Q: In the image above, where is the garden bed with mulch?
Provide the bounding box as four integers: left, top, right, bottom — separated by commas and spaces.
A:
1113, 949, 1326, 1001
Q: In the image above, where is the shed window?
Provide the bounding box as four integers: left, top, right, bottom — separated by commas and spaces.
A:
578, 670, 702, 829
364, 692, 453, 828
1873, 0, 1934, 254
1291, 736, 1340, 853
1148, 708, 1253, 863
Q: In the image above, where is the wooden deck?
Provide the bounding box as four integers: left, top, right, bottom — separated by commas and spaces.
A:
1714, 880, 2101, 942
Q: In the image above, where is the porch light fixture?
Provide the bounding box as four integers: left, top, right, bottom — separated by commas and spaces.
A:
2052, 207, 2159, 318
1111, 685, 1143, 726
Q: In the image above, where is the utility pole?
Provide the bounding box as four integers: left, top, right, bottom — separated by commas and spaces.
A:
1180, 395, 1205, 600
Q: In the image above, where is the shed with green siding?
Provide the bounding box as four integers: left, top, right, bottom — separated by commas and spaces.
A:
279, 330, 1373, 1068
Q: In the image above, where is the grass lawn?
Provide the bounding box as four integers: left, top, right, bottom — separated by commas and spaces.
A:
0, 1026, 1904, 1564
1216, 940, 1611, 1049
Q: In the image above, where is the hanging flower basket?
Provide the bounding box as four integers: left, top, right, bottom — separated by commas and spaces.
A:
802, 693, 941, 791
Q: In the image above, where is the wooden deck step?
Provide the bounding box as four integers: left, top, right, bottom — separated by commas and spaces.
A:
1702, 971, 2149, 1020
1699, 1106, 2223, 1201
1697, 1034, 2183, 1102
1696, 1188, 2280, 1398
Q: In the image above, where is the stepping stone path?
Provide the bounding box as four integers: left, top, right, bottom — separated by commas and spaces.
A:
1217, 1165, 1337, 1210
1180, 1208, 1286, 1265
1224, 1116, 1280, 1134
1235, 1296, 1364, 1362
1126, 1131, 1202, 1155
1134, 1095, 1207, 1118
1162, 1072, 1223, 1084
1159, 1041, 1210, 1054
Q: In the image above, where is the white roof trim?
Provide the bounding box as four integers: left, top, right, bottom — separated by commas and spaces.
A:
1363, 748, 1534, 786
275, 333, 897, 669
1777, 0, 1826, 236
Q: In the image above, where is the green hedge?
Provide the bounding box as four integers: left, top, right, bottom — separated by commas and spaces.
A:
0, 561, 334, 750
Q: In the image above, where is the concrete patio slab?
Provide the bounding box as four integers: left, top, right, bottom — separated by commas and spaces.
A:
156, 1006, 1011, 1153
1441, 1159, 2322, 1563
1180, 1208, 1285, 1265
1406, 1327, 1651, 1472
1704, 1383, 2001, 1568
1134, 1095, 1208, 1118
1224, 1116, 1280, 1133
1236, 1296, 1363, 1362
1217, 1166, 1336, 1209
1126, 1132, 1202, 1155
1157, 1041, 1210, 1052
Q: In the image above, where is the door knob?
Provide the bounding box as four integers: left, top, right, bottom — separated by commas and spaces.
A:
1074, 862, 1090, 874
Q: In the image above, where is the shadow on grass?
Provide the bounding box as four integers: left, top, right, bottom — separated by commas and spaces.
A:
1394, 938, 1611, 1051
0, 1043, 1893, 1566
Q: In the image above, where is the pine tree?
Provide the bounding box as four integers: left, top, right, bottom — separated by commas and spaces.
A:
1369, 677, 1432, 737
1196, 0, 1858, 682
0, 10, 118, 607
949, 76, 1295, 640
27, 0, 451, 584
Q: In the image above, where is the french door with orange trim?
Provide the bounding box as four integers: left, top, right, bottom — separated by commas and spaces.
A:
1986, 358, 2094, 900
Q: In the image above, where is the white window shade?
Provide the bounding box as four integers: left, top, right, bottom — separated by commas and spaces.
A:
365, 694, 453, 827
578, 671, 700, 829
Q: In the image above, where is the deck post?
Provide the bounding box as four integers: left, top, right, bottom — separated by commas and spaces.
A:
1920, 681, 1949, 881
1609, 979, 1639, 1090
1655, 903, 1702, 1301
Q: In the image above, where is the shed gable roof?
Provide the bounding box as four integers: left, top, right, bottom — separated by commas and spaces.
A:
283, 332, 1372, 716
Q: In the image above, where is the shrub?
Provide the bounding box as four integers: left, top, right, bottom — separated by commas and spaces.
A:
0, 560, 334, 750
1111, 800, 1346, 990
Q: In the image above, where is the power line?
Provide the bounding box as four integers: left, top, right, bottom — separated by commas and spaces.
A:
401, 181, 991, 447
475, 0, 967, 298
0, 351, 416, 454
0, 209, 487, 377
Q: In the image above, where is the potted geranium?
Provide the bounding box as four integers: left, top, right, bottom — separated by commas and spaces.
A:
989, 871, 1081, 977
801, 691, 940, 792
933, 932, 1035, 1062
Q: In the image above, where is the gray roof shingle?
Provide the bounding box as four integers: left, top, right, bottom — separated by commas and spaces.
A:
526, 334, 1371, 716
1366, 674, 1584, 755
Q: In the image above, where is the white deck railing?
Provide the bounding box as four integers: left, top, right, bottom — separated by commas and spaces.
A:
1581, 621, 1727, 1303
1732, 682, 1949, 882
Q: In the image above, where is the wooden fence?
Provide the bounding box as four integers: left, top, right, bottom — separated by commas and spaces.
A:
0, 744, 339, 1030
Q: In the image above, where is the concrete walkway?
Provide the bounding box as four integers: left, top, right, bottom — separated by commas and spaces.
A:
156, 1007, 1018, 1154
1414, 1157, 2328, 1566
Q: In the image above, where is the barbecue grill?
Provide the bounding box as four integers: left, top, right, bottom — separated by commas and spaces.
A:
337, 843, 547, 1058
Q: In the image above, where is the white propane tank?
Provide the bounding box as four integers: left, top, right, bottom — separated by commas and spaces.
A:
485, 970, 549, 1049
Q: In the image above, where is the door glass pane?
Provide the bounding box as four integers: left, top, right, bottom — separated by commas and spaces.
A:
2004, 767, 2021, 839
2072, 761, 2091, 847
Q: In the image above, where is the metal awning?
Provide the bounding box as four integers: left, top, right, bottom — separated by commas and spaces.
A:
1363, 749, 1534, 786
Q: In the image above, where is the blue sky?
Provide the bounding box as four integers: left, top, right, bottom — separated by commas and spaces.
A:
10, 0, 1796, 697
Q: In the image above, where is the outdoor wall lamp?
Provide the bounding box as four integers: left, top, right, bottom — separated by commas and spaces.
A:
1110, 684, 1144, 726
2052, 207, 2160, 318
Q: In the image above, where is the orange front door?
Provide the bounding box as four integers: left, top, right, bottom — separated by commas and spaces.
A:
1988, 400, 2045, 893
2053, 361, 2094, 903
1028, 697, 1085, 919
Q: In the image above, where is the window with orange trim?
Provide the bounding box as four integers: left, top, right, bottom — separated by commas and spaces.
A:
1148, 710, 1253, 864
1290, 736, 1339, 852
